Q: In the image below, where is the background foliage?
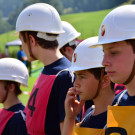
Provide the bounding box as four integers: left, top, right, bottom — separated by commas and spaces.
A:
0, 9, 111, 54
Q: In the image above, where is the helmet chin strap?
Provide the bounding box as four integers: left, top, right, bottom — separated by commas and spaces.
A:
123, 60, 135, 85
25, 32, 37, 60
93, 68, 104, 99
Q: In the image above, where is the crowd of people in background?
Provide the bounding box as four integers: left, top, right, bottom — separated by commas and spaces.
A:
1, 2, 134, 135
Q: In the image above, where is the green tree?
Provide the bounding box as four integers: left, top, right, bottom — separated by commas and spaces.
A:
23, 0, 63, 14
8, 7, 22, 30
0, 0, 24, 17
0, 11, 11, 34
8, 0, 63, 30
62, 0, 129, 13
3, 0, 130, 32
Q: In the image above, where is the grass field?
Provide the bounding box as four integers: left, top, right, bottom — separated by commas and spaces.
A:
19, 76, 37, 105
61, 9, 111, 39
0, 30, 17, 53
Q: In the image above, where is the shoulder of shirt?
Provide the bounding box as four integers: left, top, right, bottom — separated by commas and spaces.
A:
112, 90, 127, 105
6, 113, 24, 126
56, 70, 72, 80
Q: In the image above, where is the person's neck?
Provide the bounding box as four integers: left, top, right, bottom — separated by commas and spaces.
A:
38, 48, 63, 66
3, 98, 21, 109
92, 88, 115, 116
125, 76, 135, 96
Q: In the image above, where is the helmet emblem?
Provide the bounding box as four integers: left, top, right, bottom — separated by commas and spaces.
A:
101, 25, 105, 36
27, 12, 32, 16
73, 53, 77, 63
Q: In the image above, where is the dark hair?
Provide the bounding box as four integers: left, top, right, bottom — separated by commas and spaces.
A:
4, 81, 22, 96
125, 39, 135, 53
60, 43, 77, 55
87, 67, 115, 90
20, 31, 59, 49
61, 43, 76, 51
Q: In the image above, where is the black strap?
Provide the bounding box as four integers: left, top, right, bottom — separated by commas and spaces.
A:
123, 61, 135, 85
93, 68, 104, 99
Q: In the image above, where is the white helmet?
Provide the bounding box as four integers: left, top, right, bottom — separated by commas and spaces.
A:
68, 36, 104, 71
97, 5, 135, 46
57, 21, 81, 49
0, 58, 29, 87
16, 3, 64, 34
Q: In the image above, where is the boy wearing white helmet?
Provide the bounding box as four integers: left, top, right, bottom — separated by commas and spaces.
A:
62, 37, 115, 135
0, 58, 29, 135
57, 21, 81, 61
57, 21, 93, 118
91, 5, 135, 134
16, 3, 74, 135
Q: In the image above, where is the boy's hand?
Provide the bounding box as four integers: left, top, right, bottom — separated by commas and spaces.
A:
65, 87, 85, 120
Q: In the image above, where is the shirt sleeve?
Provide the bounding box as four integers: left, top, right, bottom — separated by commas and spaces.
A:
53, 70, 74, 123
112, 91, 123, 105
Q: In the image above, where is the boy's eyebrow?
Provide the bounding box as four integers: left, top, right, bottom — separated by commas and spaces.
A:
75, 72, 86, 76
108, 46, 115, 50
103, 46, 116, 51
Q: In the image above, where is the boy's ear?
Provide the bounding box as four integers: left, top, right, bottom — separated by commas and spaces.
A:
101, 75, 111, 89
65, 46, 74, 55
8, 83, 15, 92
29, 35, 36, 47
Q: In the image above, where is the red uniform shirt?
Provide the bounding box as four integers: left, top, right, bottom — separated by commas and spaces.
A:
25, 74, 57, 135
0, 108, 14, 134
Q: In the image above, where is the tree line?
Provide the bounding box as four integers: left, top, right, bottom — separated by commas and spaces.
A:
0, 0, 130, 34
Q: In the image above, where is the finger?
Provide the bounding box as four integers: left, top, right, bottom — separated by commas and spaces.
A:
79, 99, 86, 106
68, 87, 77, 93
67, 89, 78, 96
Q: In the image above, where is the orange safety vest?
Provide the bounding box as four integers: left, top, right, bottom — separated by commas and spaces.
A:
73, 126, 105, 135
73, 107, 105, 135
106, 90, 135, 135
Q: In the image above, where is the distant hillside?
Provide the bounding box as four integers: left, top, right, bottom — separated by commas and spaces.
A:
0, 0, 131, 17
0, 0, 133, 34
0, 9, 111, 54
0, 0, 24, 17
61, 9, 111, 39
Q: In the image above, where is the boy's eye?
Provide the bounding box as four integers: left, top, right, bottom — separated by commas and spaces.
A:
110, 51, 118, 55
111, 52, 116, 54
79, 75, 85, 79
